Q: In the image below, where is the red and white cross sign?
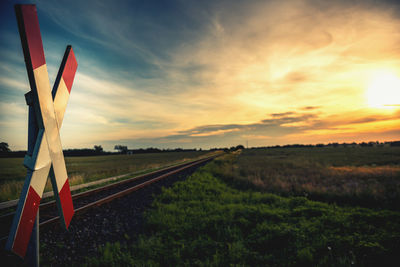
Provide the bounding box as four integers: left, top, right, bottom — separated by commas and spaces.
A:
6, 5, 77, 257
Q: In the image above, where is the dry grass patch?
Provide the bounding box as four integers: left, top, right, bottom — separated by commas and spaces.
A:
218, 147, 400, 210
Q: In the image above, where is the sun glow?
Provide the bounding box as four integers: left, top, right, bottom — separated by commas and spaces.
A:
366, 71, 400, 109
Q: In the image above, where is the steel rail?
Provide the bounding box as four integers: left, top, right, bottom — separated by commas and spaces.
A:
0, 155, 214, 220
39, 156, 213, 226
0, 155, 217, 243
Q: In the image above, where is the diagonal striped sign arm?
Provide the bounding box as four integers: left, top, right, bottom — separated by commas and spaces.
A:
6, 5, 77, 257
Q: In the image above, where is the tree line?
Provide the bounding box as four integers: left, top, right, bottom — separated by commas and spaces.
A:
1, 141, 399, 158
256, 140, 400, 149
0, 143, 202, 158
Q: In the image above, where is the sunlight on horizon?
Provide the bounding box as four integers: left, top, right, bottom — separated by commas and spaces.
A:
366, 70, 400, 109
1, 0, 400, 150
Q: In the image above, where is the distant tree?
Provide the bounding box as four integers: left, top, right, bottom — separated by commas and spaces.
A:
368, 141, 376, 147
360, 142, 368, 147
94, 145, 103, 153
0, 142, 11, 152
236, 145, 245, 150
114, 145, 128, 154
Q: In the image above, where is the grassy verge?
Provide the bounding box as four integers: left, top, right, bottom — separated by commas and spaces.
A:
0, 151, 211, 202
84, 154, 400, 266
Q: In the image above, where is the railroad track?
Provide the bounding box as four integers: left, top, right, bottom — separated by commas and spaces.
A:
0, 154, 218, 247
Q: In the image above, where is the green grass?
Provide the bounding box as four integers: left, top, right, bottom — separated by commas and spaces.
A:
84, 156, 400, 266
0, 151, 210, 202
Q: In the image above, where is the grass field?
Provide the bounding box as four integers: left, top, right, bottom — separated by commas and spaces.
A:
216, 147, 400, 210
84, 151, 400, 266
0, 151, 210, 202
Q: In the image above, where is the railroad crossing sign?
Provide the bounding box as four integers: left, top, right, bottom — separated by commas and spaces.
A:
6, 5, 77, 258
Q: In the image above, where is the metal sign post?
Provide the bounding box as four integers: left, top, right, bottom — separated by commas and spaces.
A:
25, 210, 39, 267
5, 4, 78, 262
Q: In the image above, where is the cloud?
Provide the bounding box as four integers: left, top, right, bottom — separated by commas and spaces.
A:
0, 101, 26, 117
110, 111, 319, 147
0, 77, 29, 92
107, 108, 400, 149
270, 112, 296, 118
1, 0, 400, 150
302, 106, 320, 111
283, 71, 310, 83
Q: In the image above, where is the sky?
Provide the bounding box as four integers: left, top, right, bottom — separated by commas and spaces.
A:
0, 0, 400, 151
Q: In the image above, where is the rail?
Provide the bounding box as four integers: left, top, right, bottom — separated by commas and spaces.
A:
0, 154, 219, 245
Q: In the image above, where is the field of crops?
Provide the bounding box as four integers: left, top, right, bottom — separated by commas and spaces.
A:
84, 147, 400, 266
0, 151, 210, 202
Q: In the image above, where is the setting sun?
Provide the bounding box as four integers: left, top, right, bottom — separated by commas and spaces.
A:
367, 71, 400, 109
1, 0, 400, 150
